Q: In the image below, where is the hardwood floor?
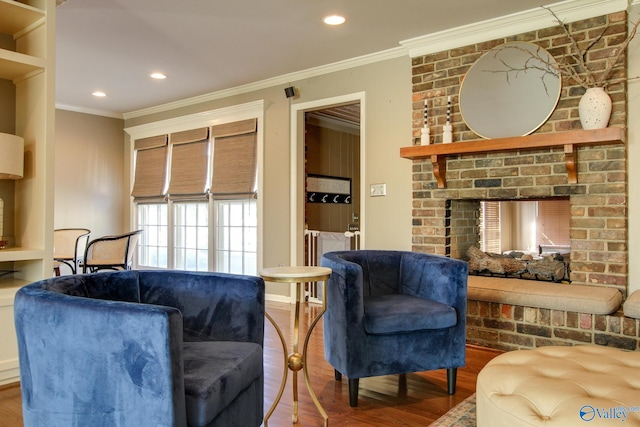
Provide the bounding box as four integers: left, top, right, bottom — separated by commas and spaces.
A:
0, 384, 21, 427
0, 301, 501, 427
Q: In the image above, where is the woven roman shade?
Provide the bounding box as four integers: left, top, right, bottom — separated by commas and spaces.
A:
131, 134, 168, 202
210, 119, 257, 199
167, 127, 210, 200
210, 118, 257, 138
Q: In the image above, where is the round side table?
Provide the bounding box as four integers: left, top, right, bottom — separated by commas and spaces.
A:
260, 266, 331, 427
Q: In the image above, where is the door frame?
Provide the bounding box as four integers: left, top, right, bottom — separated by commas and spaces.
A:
289, 92, 366, 300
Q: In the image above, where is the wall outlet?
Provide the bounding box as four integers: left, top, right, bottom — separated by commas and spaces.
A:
370, 183, 386, 197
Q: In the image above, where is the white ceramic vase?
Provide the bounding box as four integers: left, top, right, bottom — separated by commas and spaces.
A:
578, 87, 612, 130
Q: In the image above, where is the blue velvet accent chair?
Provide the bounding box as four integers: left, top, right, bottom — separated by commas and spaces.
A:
14, 270, 265, 427
321, 250, 468, 407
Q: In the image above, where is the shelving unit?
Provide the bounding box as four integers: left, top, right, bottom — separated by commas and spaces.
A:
0, 0, 55, 385
400, 127, 626, 188
0, 0, 44, 31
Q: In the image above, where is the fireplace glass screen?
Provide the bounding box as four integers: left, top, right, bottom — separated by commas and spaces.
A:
468, 198, 571, 282
479, 199, 570, 256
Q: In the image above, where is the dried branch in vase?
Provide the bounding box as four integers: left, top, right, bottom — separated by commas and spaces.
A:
485, 43, 560, 96
544, 6, 639, 89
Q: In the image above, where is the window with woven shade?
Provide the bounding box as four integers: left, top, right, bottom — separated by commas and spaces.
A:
131, 134, 168, 203
210, 118, 257, 199
132, 117, 259, 275
167, 127, 210, 200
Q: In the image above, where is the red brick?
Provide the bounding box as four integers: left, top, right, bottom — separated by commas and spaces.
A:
580, 314, 593, 329
554, 328, 593, 343
501, 304, 512, 319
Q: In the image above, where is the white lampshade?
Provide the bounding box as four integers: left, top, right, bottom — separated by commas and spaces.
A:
0, 132, 24, 179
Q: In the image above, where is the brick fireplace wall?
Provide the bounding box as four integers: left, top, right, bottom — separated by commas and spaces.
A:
409, 12, 639, 350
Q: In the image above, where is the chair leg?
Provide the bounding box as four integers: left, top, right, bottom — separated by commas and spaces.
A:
447, 367, 457, 395
398, 373, 407, 396
349, 378, 359, 407
334, 369, 342, 381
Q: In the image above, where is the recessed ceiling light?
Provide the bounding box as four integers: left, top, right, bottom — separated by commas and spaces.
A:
92, 91, 106, 97
324, 15, 346, 25
150, 72, 167, 80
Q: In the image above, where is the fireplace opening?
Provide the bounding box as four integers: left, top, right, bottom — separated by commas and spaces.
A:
479, 198, 570, 256
448, 198, 571, 282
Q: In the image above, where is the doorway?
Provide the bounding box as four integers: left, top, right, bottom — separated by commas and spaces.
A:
289, 93, 365, 301
304, 102, 361, 303
305, 103, 360, 235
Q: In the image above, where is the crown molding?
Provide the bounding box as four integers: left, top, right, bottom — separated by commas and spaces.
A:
122, 47, 405, 120
400, 0, 629, 58
55, 103, 124, 120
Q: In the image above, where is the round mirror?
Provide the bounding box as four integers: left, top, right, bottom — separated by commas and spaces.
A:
459, 42, 561, 139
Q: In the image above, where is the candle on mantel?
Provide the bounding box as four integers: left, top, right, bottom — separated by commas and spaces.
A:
420, 99, 430, 145
423, 99, 428, 127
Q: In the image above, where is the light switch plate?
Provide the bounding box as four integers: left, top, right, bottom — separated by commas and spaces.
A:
370, 183, 386, 197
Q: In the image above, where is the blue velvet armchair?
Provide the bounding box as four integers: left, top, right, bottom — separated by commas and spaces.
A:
321, 250, 468, 407
14, 270, 265, 427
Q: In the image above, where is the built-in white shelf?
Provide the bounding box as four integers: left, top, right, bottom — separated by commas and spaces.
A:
0, 248, 45, 262
0, 277, 29, 290
0, 0, 54, 386
0, 0, 44, 35
0, 50, 45, 80
0, 0, 46, 81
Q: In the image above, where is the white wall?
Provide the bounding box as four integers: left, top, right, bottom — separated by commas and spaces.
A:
628, 2, 639, 294
55, 110, 126, 244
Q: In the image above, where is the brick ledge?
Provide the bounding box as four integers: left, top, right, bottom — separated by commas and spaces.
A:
468, 275, 622, 315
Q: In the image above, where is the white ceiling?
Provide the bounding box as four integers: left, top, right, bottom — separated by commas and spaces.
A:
55, 0, 550, 116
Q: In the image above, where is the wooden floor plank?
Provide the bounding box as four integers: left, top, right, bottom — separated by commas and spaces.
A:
0, 300, 501, 427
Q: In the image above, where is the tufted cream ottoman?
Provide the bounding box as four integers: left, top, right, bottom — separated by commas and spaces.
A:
476, 346, 640, 426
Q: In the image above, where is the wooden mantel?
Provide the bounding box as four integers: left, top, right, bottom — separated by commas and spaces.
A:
400, 127, 626, 188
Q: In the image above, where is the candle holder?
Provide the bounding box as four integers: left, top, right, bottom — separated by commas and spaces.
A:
443, 124, 452, 144
420, 127, 431, 145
